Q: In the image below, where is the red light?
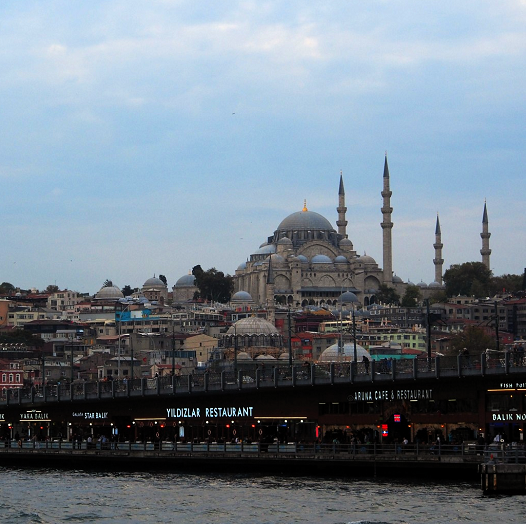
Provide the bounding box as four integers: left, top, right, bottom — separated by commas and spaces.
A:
226, 424, 230, 428
394, 414, 401, 423
251, 425, 255, 428
126, 425, 131, 428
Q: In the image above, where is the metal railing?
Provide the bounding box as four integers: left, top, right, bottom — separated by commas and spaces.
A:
1, 351, 522, 406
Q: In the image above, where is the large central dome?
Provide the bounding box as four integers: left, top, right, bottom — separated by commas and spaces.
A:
277, 209, 334, 232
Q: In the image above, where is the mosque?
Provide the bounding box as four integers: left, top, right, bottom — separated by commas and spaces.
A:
233, 156, 492, 309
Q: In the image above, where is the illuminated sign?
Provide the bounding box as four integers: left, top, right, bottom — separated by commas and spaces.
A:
72, 412, 109, 420
0, 414, 5, 421
166, 406, 254, 419
393, 414, 401, 423
381, 424, 388, 437
499, 382, 526, 389
492, 413, 526, 422
20, 411, 50, 421
348, 388, 433, 402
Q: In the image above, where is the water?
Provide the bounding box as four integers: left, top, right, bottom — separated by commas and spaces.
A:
1, 467, 525, 523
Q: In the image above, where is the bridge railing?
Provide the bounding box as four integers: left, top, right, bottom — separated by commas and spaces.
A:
1, 352, 523, 406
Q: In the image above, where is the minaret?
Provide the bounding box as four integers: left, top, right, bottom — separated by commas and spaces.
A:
266, 255, 275, 326
480, 201, 491, 270
336, 170, 348, 238
433, 214, 444, 284
381, 154, 393, 284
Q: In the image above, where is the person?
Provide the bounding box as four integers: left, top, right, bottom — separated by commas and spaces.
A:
362, 355, 370, 373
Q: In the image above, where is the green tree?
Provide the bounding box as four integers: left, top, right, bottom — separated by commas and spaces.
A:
443, 262, 492, 298
103, 279, 113, 287
192, 265, 233, 303
401, 285, 421, 307
0, 282, 15, 295
121, 285, 138, 297
428, 290, 448, 304
0, 329, 44, 348
374, 284, 400, 305
489, 274, 523, 295
45, 284, 59, 293
449, 326, 496, 356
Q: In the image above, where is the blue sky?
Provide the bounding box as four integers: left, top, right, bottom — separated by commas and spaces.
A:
1, 1, 525, 295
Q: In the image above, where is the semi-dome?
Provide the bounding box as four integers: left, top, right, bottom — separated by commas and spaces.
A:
237, 261, 247, 270
277, 209, 334, 232
175, 274, 196, 287
297, 255, 308, 263
95, 285, 124, 301
319, 342, 370, 362
334, 255, 348, 263
254, 244, 276, 255
231, 291, 253, 302
143, 276, 165, 287
226, 317, 279, 336
311, 254, 333, 264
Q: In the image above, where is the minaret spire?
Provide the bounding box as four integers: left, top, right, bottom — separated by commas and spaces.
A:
266, 255, 275, 325
433, 214, 444, 284
480, 201, 491, 270
336, 170, 348, 238
381, 154, 393, 283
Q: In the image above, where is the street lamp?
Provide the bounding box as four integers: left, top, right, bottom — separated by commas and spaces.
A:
338, 291, 359, 363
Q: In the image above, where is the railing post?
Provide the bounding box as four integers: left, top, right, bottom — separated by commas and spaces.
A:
156, 376, 161, 395
435, 356, 440, 379
255, 368, 261, 389
505, 352, 510, 374
238, 370, 243, 390
171, 374, 177, 394
273, 367, 278, 388
457, 354, 463, 378
31, 387, 35, 403
292, 366, 296, 387
126, 378, 130, 397
204, 373, 209, 392
221, 371, 225, 391
5, 388, 10, 406
111, 379, 116, 399
391, 359, 396, 381
330, 363, 335, 385
83, 382, 87, 400
70, 382, 74, 401
141, 377, 146, 396
480, 352, 486, 376
97, 380, 101, 399
311, 364, 316, 386
188, 374, 193, 393
412, 358, 418, 380
370, 360, 375, 382
57, 384, 61, 402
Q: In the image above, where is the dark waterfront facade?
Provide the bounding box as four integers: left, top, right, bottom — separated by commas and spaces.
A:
1, 354, 526, 452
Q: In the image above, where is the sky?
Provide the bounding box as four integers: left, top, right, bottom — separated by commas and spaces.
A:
1, 1, 525, 296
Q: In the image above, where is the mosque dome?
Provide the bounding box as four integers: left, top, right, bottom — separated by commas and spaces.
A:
266, 254, 285, 264
277, 209, 334, 232
231, 291, 253, 302
407, 280, 415, 286
392, 275, 403, 283
175, 274, 196, 287
338, 291, 359, 305
319, 342, 370, 362
236, 351, 251, 360
359, 254, 376, 264
334, 255, 348, 263
428, 281, 442, 289
277, 236, 293, 245
237, 261, 247, 270
417, 281, 428, 289
226, 317, 279, 336
143, 276, 165, 288
339, 238, 352, 247
297, 255, 308, 263
311, 254, 333, 264
95, 285, 124, 301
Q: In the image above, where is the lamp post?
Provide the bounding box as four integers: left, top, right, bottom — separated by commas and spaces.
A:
288, 307, 293, 368
233, 322, 238, 377
338, 291, 359, 363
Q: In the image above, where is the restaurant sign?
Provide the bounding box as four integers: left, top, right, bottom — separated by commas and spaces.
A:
72, 412, 109, 420
348, 388, 433, 402
20, 411, 50, 421
166, 406, 254, 419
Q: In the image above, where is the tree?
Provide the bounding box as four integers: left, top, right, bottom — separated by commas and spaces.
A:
45, 284, 59, 293
0, 282, 15, 295
449, 326, 496, 356
121, 285, 138, 297
192, 265, 233, 303
428, 290, 448, 304
443, 262, 492, 298
103, 279, 113, 287
401, 285, 421, 307
375, 284, 400, 305
0, 329, 44, 348
489, 274, 523, 296
159, 274, 167, 286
